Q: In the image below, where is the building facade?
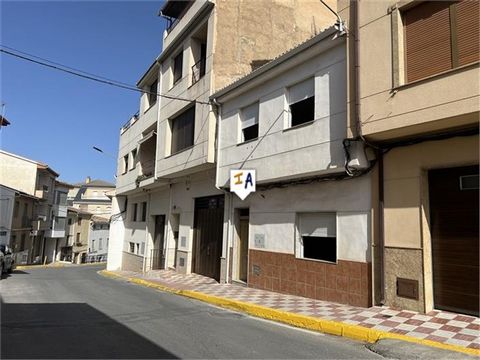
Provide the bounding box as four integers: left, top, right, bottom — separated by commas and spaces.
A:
69, 177, 114, 215
87, 216, 109, 263
338, 0, 479, 315
109, 0, 337, 278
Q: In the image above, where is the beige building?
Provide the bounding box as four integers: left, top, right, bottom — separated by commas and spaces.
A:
109, 0, 337, 277
68, 207, 93, 264
69, 177, 114, 216
339, 0, 479, 316
0, 150, 70, 264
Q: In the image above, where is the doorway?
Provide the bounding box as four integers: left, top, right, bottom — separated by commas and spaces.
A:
192, 195, 224, 281
151, 215, 166, 270
429, 165, 479, 316
236, 208, 249, 283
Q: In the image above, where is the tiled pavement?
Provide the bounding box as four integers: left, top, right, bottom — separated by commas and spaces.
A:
116, 269, 480, 351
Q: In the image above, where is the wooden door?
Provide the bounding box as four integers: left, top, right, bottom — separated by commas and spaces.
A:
238, 219, 249, 282
429, 165, 479, 316
152, 215, 165, 270
193, 196, 224, 281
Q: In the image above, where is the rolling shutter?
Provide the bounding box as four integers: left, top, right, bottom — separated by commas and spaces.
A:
455, 1, 480, 66
404, 1, 453, 83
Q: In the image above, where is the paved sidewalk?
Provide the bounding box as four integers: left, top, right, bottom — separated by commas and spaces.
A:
102, 269, 480, 356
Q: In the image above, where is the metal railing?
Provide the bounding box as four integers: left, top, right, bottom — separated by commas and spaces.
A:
150, 248, 165, 270
191, 57, 206, 85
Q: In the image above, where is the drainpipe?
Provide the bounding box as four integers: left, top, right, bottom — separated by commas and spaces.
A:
353, 0, 385, 305
211, 97, 231, 284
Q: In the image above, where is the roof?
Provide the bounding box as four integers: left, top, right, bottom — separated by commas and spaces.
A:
73, 179, 115, 188
90, 215, 110, 224
211, 26, 339, 102
55, 180, 75, 189
67, 207, 92, 216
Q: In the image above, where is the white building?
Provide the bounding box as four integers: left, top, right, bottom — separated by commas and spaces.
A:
108, 0, 337, 280
211, 28, 374, 307
87, 216, 109, 262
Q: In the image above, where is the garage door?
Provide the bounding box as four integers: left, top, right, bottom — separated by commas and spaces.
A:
429, 165, 479, 316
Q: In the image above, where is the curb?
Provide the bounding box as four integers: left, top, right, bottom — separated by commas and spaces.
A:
17, 262, 106, 270
98, 270, 479, 357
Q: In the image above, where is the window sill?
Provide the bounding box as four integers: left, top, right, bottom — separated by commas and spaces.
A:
394, 61, 479, 92
165, 145, 195, 158
236, 138, 258, 146
296, 256, 337, 265
283, 119, 315, 133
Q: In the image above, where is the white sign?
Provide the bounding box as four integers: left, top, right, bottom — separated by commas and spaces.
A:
230, 169, 256, 200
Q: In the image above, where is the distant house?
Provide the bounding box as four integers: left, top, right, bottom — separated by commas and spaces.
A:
68, 177, 114, 216
87, 216, 109, 263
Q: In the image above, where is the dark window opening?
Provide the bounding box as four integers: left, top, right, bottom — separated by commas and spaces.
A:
173, 51, 183, 84
148, 80, 158, 107
290, 97, 315, 127
242, 124, 259, 142
302, 236, 336, 263
129, 242, 135, 253
132, 203, 138, 222
171, 106, 195, 154
141, 202, 147, 222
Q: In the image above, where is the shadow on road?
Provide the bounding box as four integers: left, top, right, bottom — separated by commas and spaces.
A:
1, 301, 178, 359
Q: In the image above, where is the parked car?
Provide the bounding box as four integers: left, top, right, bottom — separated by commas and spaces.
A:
0, 244, 15, 274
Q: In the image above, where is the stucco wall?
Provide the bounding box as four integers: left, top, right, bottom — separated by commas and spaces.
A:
0, 185, 15, 246
213, 0, 337, 90
217, 41, 346, 186
0, 152, 37, 195
340, 0, 479, 140
107, 196, 126, 271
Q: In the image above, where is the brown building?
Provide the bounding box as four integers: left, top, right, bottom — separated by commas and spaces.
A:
339, 0, 479, 315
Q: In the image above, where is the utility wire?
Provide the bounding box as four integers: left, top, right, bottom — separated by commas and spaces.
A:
0, 46, 211, 105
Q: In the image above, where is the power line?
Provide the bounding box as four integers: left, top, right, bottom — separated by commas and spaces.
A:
0, 45, 211, 105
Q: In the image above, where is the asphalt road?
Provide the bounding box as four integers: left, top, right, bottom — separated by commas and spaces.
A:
0, 265, 385, 359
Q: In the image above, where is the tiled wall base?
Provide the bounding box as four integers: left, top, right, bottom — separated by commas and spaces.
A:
248, 250, 371, 307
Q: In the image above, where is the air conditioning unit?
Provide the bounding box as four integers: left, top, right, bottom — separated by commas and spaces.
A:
346, 140, 369, 170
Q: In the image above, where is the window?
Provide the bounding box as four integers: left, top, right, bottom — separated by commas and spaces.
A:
288, 78, 315, 127
132, 203, 138, 222
240, 102, 259, 142
92, 240, 95, 251
130, 149, 137, 170
136, 243, 140, 254
76, 232, 80, 244
68, 218, 72, 225
141, 202, 147, 222
403, 1, 480, 83
297, 213, 336, 263
129, 242, 135, 253
173, 51, 183, 84
99, 238, 103, 250
171, 106, 195, 154
123, 155, 129, 174
77, 217, 81, 226
148, 80, 158, 107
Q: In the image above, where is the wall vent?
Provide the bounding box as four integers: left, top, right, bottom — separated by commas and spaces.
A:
397, 278, 419, 300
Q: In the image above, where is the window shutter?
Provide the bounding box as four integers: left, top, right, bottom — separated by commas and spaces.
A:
288, 78, 314, 105
455, 0, 480, 67
241, 103, 259, 129
299, 213, 336, 238
404, 2, 453, 82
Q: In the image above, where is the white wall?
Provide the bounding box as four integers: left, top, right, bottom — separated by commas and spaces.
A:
0, 152, 38, 195
0, 185, 15, 246
106, 196, 125, 271
217, 40, 346, 186
229, 173, 372, 263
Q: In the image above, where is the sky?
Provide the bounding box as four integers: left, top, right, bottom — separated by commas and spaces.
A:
0, 0, 167, 184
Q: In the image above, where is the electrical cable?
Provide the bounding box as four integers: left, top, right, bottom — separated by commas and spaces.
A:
0, 46, 210, 105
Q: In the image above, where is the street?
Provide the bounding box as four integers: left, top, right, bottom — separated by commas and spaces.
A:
0, 265, 384, 359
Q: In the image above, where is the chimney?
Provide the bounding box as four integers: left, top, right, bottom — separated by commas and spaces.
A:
85, 176, 91, 184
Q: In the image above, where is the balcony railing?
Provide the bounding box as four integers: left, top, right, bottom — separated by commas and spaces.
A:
140, 159, 155, 178
191, 57, 206, 85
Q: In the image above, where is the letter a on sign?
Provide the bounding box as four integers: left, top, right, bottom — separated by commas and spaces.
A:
230, 169, 256, 200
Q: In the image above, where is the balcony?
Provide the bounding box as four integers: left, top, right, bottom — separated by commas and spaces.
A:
191, 57, 206, 85
45, 217, 66, 238
52, 204, 67, 217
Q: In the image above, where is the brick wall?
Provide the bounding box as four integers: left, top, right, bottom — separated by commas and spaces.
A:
248, 250, 371, 307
